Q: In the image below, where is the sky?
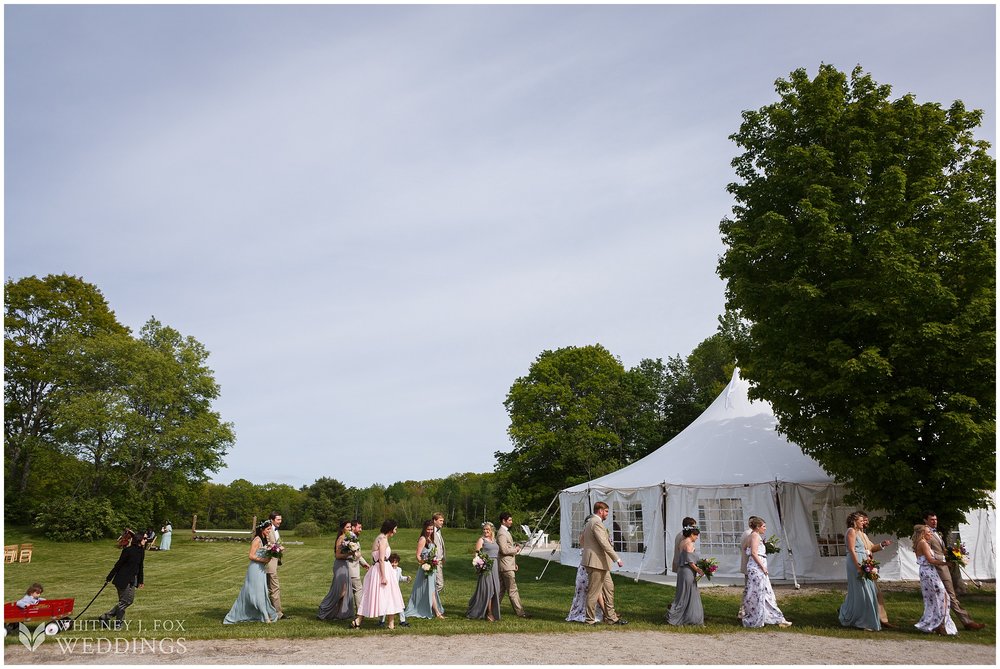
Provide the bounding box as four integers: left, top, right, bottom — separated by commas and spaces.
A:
4, 3, 996, 490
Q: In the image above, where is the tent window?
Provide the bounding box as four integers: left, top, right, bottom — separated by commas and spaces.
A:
697, 498, 744, 555
812, 503, 850, 557
611, 503, 644, 553
569, 501, 589, 549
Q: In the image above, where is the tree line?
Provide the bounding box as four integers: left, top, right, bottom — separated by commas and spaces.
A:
5, 274, 730, 539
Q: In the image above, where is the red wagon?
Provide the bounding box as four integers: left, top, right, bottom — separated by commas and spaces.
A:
3, 598, 74, 636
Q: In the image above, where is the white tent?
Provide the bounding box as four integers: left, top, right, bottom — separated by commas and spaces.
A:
559, 370, 996, 582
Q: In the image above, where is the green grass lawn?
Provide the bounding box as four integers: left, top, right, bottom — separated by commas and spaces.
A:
3, 526, 994, 645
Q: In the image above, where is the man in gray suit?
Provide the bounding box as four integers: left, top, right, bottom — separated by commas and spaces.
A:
497, 512, 531, 618
922, 511, 984, 631
348, 519, 370, 613
265, 512, 285, 620
580, 501, 627, 626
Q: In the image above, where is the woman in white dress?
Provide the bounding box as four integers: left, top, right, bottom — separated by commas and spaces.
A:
912, 524, 958, 635
741, 517, 792, 628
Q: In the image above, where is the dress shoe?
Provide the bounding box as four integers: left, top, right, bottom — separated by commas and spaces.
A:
778, 620, 793, 628
608, 618, 629, 625
881, 622, 897, 629
964, 622, 985, 631
517, 613, 533, 619
399, 621, 411, 628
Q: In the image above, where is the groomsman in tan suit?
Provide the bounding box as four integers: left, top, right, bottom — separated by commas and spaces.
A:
922, 511, 984, 630
497, 512, 531, 618
432, 512, 446, 593
265, 512, 286, 619
580, 502, 627, 626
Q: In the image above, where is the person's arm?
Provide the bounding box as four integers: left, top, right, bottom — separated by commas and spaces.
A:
749, 532, 767, 574
248, 537, 265, 563
846, 528, 861, 569
378, 537, 390, 585
107, 549, 126, 582
416, 536, 427, 563
592, 520, 623, 566
474, 537, 485, 552
916, 539, 946, 566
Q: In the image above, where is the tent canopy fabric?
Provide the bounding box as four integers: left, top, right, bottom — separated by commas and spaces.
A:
559, 369, 996, 582
564, 370, 831, 490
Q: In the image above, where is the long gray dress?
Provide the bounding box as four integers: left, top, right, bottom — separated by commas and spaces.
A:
666, 548, 704, 626
466, 539, 501, 620
316, 557, 353, 620
223, 549, 278, 624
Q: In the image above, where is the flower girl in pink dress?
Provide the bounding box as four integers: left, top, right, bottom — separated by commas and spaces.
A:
352, 519, 405, 630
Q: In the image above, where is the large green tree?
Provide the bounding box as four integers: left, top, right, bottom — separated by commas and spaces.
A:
718, 65, 995, 535
4, 274, 128, 518
498, 345, 635, 509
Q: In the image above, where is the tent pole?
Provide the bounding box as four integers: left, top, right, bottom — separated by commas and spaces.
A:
662, 482, 669, 575
523, 491, 560, 557
775, 479, 800, 589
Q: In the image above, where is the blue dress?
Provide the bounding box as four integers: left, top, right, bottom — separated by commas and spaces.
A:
838, 533, 881, 631
223, 549, 277, 624
159, 525, 172, 551
403, 546, 444, 619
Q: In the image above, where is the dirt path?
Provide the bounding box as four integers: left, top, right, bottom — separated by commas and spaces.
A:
4, 630, 995, 665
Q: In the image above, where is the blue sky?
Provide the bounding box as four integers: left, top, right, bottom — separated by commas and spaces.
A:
4, 4, 995, 489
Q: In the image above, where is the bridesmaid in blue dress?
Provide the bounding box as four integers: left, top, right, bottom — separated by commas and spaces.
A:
466, 522, 501, 621
223, 521, 278, 624
403, 520, 445, 619
838, 512, 881, 631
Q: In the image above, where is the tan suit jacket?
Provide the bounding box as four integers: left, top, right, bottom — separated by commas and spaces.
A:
497, 525, 520, 573
265, 526, 280, 575
581, 515, 619, 570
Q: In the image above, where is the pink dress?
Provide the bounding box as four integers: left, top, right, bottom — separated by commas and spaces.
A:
357, 534, 405, 617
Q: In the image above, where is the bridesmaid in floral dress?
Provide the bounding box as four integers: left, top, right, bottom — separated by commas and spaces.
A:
352, 520, 405, 630
838, 512, 881, 631
912, 524, 958, 635
741, 518, 792, 628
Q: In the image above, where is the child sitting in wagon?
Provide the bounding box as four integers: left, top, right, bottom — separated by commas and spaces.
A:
15, 583, 45, 608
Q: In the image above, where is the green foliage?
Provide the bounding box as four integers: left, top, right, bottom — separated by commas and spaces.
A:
33, 497, 126, 541
718, 64, 996, 535
4, 274, 129, 521
4, 274, 235, 534
292, 521, 320, 537
497, 339, 734, 511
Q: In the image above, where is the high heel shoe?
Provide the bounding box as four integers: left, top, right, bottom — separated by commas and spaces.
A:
350, 620, 361, 629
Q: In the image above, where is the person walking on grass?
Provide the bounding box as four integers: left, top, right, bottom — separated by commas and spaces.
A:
497, 512, 531, 619
580, 501, 627, 626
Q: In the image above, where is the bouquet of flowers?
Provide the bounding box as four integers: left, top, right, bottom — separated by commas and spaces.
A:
946, 541, 969, 566
420, 544, 440, 573
764, 534, 781, 555
340, 531, 361, 559
472, 549, 494, 574
695, 557, 719, 581
858, 556, 880, 581
264, 542, 285, 560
